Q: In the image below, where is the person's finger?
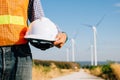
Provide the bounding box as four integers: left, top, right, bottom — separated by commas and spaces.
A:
54, 32, 67, 48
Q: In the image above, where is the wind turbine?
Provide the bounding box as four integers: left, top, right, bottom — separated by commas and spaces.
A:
70, 30, 79, 62
82, 15, 106, 66
65, 37, 76, 62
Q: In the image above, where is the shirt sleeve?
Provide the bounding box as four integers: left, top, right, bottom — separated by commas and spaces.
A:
28, 0, 45, 22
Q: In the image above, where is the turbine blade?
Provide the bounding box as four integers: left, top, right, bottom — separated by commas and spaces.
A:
81, 24, 93, 27
95, 14, 106, 27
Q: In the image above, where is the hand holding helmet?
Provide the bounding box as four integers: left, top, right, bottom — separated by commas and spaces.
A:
25, 17, 67, 50
24, 17, 59, 50
54, 32, 67, 48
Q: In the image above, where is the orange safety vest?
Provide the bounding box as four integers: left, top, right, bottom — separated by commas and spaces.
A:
0, 0, 29, 46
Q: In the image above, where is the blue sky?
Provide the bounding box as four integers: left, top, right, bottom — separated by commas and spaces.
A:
31, 0, 120, 62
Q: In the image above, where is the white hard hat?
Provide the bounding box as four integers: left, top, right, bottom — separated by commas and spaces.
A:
24, 17, 59, 50
24, 17, 58, 41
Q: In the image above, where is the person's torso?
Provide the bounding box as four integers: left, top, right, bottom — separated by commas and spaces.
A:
0, 0, 29, 46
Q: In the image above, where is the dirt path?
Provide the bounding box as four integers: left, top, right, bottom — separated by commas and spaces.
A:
51, 69, 104, 80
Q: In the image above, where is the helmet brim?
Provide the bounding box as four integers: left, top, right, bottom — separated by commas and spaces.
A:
24, 34, 56, 41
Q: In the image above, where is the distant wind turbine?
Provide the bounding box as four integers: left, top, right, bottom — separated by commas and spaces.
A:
66, 38, 76, 62
70, 30, 79, 62
82, 15, 106, 66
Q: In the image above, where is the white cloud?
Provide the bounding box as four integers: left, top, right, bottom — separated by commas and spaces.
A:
114, 3, 120, 7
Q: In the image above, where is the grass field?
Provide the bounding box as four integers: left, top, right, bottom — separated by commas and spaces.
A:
32, 60, 80, 80
32, 60, 120, 80
83, 62, 120, 80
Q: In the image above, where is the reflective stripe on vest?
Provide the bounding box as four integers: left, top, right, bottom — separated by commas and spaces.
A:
0, 15, 24, 25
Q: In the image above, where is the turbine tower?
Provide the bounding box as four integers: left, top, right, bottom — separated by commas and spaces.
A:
93, 26, 97, 66
90, 45, 94, 65
65, 46, 70, 62
71, 38, 75, 62
70, 30, 79, 62
82, 15, 106, 66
